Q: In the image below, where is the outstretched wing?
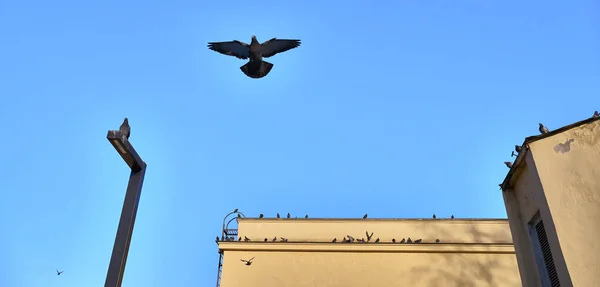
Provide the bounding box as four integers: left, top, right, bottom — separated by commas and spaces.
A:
208, 40, 250, 59
260, 38, 301, 58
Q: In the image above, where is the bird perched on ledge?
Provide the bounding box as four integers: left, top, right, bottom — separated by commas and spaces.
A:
208, 35, 301, 79
119, 118, 130, 139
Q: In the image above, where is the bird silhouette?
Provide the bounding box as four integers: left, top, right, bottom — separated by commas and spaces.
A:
276, 213, 280, 218
272, 237, 277, 242
392, 238, 396, 243
363, 214, 368, 219
539, 123, 549, 134
346, 235, 355, 242
208, 36, 301, 79
366, 231, 374, 241
305, 214, 308, 218
237, 214, 241, 218
215, 236, 219, 243
432, 214, 436, 219
414, 239, 422, 243
233, 208, 238, 213
451, 215, 454, 219
332, 238, 337, 243
119, 118, 130, 139
504, 161, 513, 168
244, 236, 250, 242
264, 238, 267, 242
436, 239, 440, 243
515, 145, 522, 154
374, 238, 380, 243
407, 238, 413, 243
259, 214, 264, 218
280, 237, 288, 242
593, 111, 599, 118
56, 270, 63, 275
240, 257, 255, 266
399, 238, 406, 243
287, 213, 291, 218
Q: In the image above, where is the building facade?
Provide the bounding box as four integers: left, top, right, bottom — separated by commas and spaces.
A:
501, 117, 600, 287
215, 216, 521, 287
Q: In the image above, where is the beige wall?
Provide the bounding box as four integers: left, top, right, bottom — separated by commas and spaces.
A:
218, 219, 521, 287
528, 120, 600, 286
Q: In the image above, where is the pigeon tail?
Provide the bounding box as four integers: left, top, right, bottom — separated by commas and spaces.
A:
240, 60, 274, 79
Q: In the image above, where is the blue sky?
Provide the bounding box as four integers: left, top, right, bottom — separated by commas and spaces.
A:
1, 0, 598, 286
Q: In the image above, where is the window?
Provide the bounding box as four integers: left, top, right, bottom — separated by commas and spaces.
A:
529, 214, 560, 287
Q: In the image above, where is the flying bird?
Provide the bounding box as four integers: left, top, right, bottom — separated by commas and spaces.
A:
539, 123, 549, 134
240, 257, 255, 266
504, 161, 513, 168
366, 231, 374, 241
593, 111, 599, 118
208, 36, 301, 79
119, 118, 130, 139
56, 270, 64, 275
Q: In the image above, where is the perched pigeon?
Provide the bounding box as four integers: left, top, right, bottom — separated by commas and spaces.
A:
287, 213, 291, 218
539, 123, 549, 134
233, 208, 238, 213
504, 161, 513, 168
436, 239, 440, 243
515, 145, 522, 154
259, 214, 264, 218
332, 238, 337, 243
374, 238, 380, 243
363, 214, 368, 219
276, 213, 280, 218
119, 118, 130, 139
208, 36, 301, 79
392, 238, 396, 243
305, 214, 308, 218
399, 238, 406, 243
451, 215, 454, 219
594, 111, 600, 118
432, 214, 436, 219
414, 239, 422, 243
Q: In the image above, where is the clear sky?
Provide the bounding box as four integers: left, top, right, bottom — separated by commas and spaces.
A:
1, 0, 598, 286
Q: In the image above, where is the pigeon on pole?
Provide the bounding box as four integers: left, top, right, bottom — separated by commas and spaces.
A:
208, 35, 301, 79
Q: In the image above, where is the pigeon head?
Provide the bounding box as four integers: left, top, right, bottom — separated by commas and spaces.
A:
538, 123, 543, 127
124, 117, 129, 123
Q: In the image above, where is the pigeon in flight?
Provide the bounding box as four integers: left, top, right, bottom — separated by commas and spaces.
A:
119, 118, 130, 139
56, 270, 63, 275
240, 257, 255, 266
208, 36, 301, 79
539, 123, 549, 134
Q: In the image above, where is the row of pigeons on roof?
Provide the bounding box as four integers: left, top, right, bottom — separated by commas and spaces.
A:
216, 233, 440, 244
503, 111, 599, 169
232, 210, 455, 220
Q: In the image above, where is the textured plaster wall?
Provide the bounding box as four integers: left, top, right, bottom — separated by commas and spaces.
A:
529, 120, 600, 286
219, 249, 520, 287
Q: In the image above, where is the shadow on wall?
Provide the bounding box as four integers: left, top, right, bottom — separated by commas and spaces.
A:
408, 225, 518, 287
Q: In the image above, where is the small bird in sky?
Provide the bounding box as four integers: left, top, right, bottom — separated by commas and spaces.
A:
363, 214, 368, 219
56, 270, 63, 275
539, 123, 549, 134
593, 111, 599, 118
240, 257, 255, 266
233, 208, 238, 213
208, 36, 301, 79
504, 161, 513, 168
119, 118, 130, 139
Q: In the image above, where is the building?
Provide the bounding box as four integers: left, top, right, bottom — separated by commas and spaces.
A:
215, 213, 521, 287
501, 115, 600, 287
